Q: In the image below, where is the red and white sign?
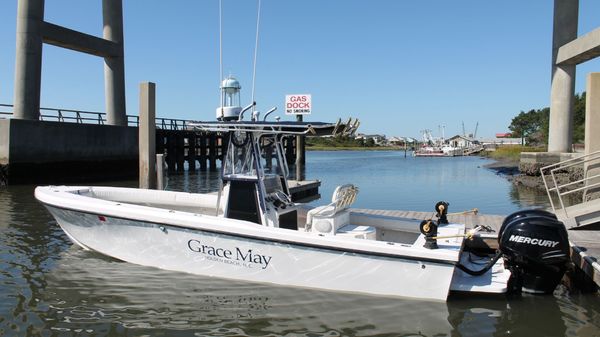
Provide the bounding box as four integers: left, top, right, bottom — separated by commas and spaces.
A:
285, 94, 311, 115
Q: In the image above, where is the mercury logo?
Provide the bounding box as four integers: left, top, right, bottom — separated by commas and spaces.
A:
508, 235, 559, 248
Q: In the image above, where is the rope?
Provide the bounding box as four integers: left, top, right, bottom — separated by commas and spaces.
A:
447, 208, 479, 216
251, 0, 262, 113
431, 225, 486, 240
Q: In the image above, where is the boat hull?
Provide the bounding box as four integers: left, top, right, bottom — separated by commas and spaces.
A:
44, 205, 456, 301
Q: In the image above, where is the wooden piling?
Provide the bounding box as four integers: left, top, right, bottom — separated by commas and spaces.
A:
156, 153, 165, 190
187, 133, 197, 172
209, 133, 217, 171
166, 132, 177, 172
199, 133, 208, 171
139, 82, 156, 189
296, 114, 305, 181
176, 133, 185, 172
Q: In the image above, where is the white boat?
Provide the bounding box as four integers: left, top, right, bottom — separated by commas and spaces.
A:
35, 121, 570, 301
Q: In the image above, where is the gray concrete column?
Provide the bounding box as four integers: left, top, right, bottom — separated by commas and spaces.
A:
102, 0, 126, 126
139, 82, 156, 189
13, 0, 44, 120
548, 0, 578, 153
585, 73, 600, 154
584, 73, 600, 200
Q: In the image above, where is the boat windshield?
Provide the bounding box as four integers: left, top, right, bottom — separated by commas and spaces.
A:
222, 131, 256, 178
258, 135, 288, 177
222, 131, 289, 180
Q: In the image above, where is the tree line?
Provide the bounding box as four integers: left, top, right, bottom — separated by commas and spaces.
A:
509, 92, 586, 146
306, 135, 378, 148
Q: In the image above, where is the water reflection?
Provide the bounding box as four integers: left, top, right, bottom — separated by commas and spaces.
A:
165, 169, 222, 193
44, 248, 453, 336
40, 247, 600, 337
508, 181, 552, 210
0, 185, 67, 335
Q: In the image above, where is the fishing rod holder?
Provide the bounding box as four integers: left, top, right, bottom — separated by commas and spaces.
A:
435, 201, 449, 224
419, 220, 438, 249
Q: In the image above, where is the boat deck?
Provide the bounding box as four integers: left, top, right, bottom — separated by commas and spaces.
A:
352, 208, 600, 291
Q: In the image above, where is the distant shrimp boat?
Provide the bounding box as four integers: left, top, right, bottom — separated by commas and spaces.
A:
413, 145, 461, 157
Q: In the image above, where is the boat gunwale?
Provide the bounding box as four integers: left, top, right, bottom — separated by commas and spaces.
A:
35, 186, 461, 265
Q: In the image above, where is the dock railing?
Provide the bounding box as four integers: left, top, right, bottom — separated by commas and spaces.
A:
541, 149, 600, 219
0, 103, 191, 131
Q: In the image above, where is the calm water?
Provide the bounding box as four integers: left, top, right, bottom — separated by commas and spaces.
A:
1, 151, 599, 337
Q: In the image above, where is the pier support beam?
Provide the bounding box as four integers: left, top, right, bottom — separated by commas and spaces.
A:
585, 73, 600, 154
11, 0, 126, 124
139, 82, 156, 189
102, 0, 127, 126
548, 0, 578, 153
13, 0, 44, 120
584, 73, 600, 200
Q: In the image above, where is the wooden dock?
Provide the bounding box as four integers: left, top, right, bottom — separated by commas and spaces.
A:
352, 208, 600, 292
288, 180, 321, 203
156, 129, 300, 172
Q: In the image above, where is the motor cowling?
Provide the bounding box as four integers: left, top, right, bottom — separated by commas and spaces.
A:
498, 209, 557, 242
499, 211, 570, 294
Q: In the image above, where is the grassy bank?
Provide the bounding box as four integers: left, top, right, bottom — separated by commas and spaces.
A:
482, 145, 546, 162
305, 136, 407, 151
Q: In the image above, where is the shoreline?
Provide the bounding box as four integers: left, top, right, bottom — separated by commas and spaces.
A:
482, 158, 520, 176
306, 146, 408, 151
483, 158, 548, 190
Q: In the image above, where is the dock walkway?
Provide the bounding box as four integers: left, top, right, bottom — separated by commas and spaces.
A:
353, 208, 600, 291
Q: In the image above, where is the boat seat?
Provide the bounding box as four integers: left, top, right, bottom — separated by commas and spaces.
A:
336, 224, 377, 240
306, 184, 373, 239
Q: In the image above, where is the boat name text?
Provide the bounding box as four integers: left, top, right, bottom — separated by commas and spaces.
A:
508, 235, 559, 248
187, 239, 272, 269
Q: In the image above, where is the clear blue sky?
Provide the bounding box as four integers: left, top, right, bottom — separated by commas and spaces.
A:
1, 1, 599, 139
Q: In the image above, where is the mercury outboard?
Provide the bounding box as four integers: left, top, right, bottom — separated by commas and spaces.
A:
498, 209, 570, 294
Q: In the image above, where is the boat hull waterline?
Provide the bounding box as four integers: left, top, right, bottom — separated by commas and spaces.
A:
36, 183, 512, 301
43, 204, 455, 301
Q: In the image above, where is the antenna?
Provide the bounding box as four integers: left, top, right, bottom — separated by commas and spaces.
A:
251, 0, 262, 113
462, 121, 465, 137
474, 122, 479, 138
218, 0, 224, 117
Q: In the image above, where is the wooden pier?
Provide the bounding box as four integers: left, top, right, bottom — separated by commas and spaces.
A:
155, 129, 299, 172
353, 208, 600, 292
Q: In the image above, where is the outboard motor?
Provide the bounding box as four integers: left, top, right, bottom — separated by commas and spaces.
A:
499, 210, 570, 294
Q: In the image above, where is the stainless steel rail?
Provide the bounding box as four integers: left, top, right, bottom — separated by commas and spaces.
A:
541, 150, 600, 216
0, 103, 191, 131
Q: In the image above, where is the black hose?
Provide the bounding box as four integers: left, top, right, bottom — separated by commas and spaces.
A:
456, 250, 503, 276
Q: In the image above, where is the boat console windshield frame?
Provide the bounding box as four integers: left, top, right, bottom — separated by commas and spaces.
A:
191, 121, 340, 229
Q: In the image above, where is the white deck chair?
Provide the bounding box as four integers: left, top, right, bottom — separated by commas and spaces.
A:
306, 184, 358, 234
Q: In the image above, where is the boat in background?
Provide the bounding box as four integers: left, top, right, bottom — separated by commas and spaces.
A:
414, 145, 462, 157
414, 129, 483, 157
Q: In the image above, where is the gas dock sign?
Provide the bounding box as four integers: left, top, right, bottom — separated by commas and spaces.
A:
285, 94, 311, 115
